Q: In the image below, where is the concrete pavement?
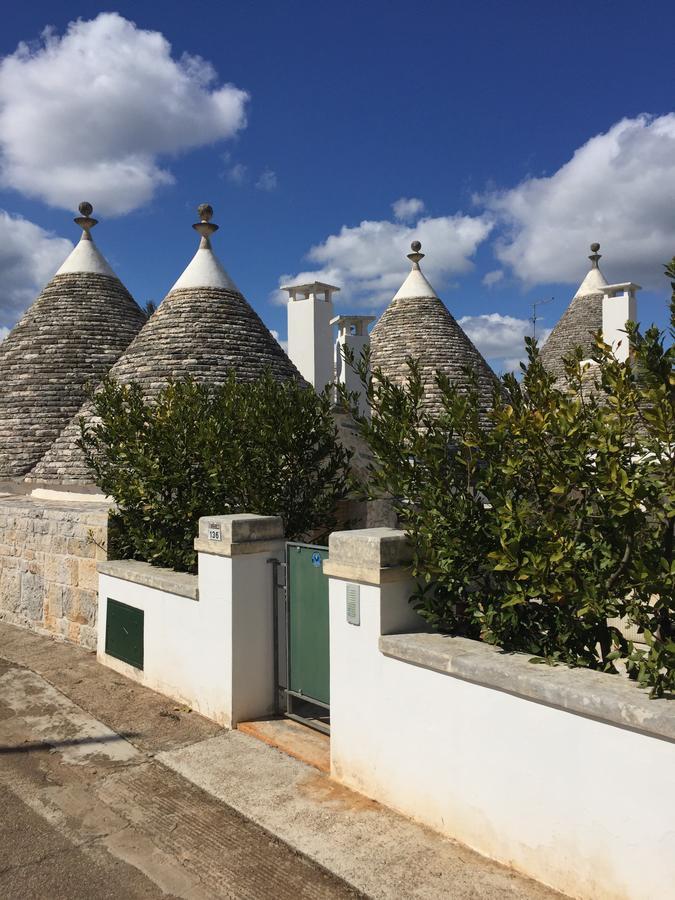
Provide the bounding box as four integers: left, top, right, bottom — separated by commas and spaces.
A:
0, 623, 563, 898
0, 656, 355, 899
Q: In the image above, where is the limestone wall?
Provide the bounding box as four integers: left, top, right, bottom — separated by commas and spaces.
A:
0, 494, 108, 649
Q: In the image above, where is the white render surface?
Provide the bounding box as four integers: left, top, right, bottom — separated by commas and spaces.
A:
98, 559, 199, 600
333, 315, 375, 417
380, 631, 675, 741
601, 282, 640, 362
574, 264, 608, 297
97, 516, 282, 727
170, 246, 239, 292
391, 266, 439, 301
285, 282, 337, 390
327, 530, 675, 900
55, 235, 117, 277
30, 487, 107, 503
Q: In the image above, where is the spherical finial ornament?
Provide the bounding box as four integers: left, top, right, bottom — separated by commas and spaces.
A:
407, 239, 425, 267
588, 241, 602, 268
193, 204, 218, 243
198, 203, 213, 222
74, 201, 98, 236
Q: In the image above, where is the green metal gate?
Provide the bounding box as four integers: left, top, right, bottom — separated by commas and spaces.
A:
283, 542, 330, 732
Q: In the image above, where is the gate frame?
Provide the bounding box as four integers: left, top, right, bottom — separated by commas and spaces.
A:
277, 540, 330, 735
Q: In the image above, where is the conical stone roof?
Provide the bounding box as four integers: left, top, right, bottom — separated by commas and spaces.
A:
0, 203, 145, 480
539, 243, 608, 381
31, 204, 302, 484
369, 242, 497, 417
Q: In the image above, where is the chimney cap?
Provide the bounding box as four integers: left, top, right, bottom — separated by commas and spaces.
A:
330, 314, 375, 326
281, 281, 341, 297
601, 281, 642, 295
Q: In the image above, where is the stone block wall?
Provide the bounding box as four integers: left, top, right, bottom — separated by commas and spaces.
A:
0, 494, 108, 649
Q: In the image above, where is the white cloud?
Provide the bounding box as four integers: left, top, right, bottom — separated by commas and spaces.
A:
228, 163, 248, 185
270, 328, 288, 352
482, 269, 504, 287
482, 114, 675, 290
0, 326, 9, 342
0, 210, 72, 330
0, 13, 249, 215
392, 197, 425, 222
501, 356, 529, 374
458, 312, 552, 374
256, 169, 278, 192
276, 210, 493, 308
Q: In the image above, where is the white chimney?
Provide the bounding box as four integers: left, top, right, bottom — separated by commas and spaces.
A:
331, 314, 375, 417
282, 281, 340, 390
601, 282, 640, 363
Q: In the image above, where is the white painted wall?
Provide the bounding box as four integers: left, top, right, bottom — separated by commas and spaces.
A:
602, 283, 639, 363
98, 542, 282, 727
333, 316, 374, 418
286, 287, 336, 390
98, 574, 228, 723
329, 574, 675, 900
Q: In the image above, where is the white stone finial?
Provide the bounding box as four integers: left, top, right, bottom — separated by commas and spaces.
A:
574, 241, 608, 297
55, 202, 116, 276
170, 204, 238, 292
74, 201, 98, 241
589, 242, 602, 269
407, 240, 424, 269
193, 203, 219, 249
392, 241, 438, 301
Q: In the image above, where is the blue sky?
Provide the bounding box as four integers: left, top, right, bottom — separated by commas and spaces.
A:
1, 0, 674, 371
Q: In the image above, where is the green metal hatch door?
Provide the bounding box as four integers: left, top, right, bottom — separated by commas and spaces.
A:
287, 543, 330, 708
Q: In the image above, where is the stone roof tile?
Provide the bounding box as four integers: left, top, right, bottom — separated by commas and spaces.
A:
540, 244, 607, 380
369, 242, 497, 417
0, 204, 145, 479
30, 207, 302, 484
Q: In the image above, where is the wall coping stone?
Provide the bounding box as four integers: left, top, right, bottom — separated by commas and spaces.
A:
324, 527, 412, 585
379, 632, 675, 743
194, 513, 284, 557
98, 559, 198, 601
0, 495, 109, 519
322, 558, 412, 586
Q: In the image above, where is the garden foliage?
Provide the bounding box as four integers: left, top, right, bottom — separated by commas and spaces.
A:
349, 264, 675, 696
79, 373, 351, 573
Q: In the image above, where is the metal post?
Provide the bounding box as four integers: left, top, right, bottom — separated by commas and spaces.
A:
267, 557, 283, 716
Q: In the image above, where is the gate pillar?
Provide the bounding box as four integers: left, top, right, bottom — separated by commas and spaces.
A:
195, 513, 285, 728
323, 528, 421, 778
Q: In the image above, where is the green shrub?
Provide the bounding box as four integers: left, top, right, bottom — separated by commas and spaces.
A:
79, 373, 351, 573
347, 267, 674, 696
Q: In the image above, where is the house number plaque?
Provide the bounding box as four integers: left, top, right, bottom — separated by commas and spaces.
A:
208, 523, 222, 542
346, 583, 360, 626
